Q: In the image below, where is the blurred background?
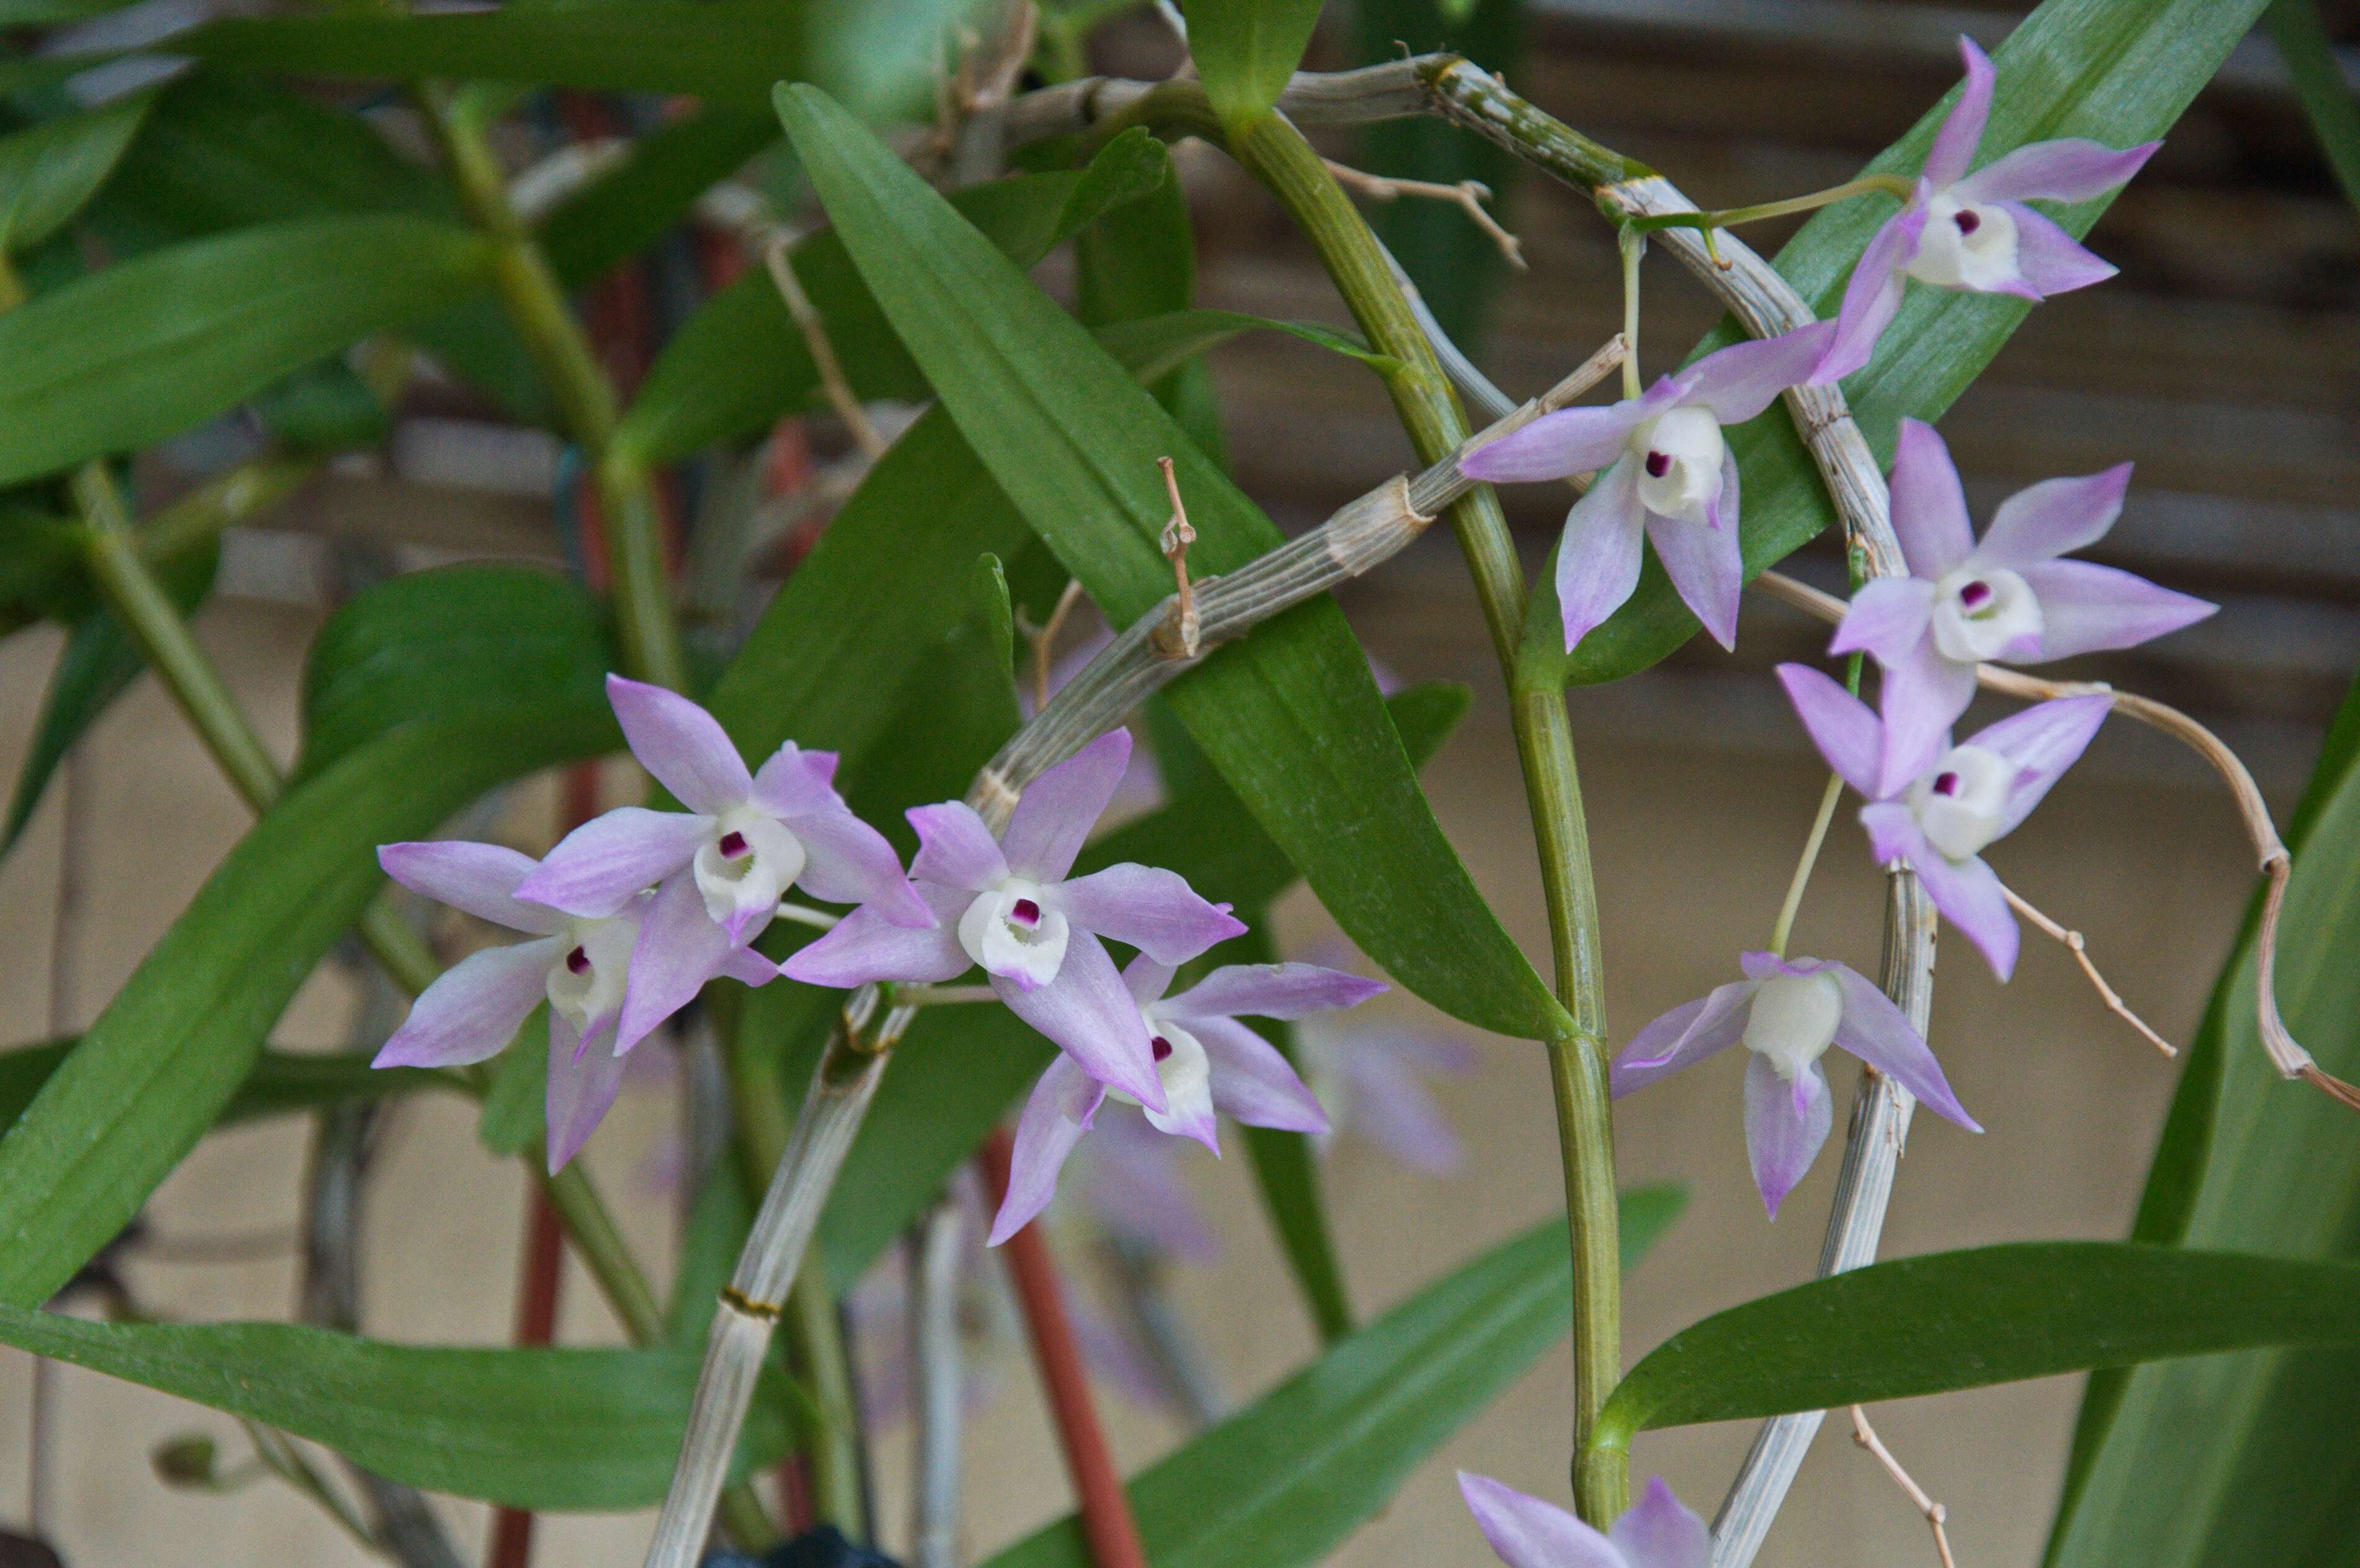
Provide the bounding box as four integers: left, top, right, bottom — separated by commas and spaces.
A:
1, 0, 2355, 1564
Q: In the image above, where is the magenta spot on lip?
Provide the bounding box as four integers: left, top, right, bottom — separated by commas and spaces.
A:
1644, 450, 1672, 479
1932, 771, 1962, 797
1959, 580, 1992, 610
1955, 209, 1981, 235
1151, 1036, 1173, 1062
1011, 898, 1041, 926
718, 830, 748, 858
565, 946, 591, 974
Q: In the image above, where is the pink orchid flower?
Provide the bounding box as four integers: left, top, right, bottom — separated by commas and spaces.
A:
1460, 1473, 1709, 1568
1813, 35, 2160, 383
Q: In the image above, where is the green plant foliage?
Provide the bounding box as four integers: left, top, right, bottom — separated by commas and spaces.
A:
1187, 0, 1327, 134
0, 1041, 455, 1139
0, 93, 153, 254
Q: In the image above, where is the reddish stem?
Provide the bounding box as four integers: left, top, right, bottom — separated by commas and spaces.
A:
978, 1129, 1149, 1568
490, 1189, 567, 1568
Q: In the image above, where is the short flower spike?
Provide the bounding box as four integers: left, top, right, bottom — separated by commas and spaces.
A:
1613, 952, 1978, 1216
373, 839, 775, 1171
1459, 1472, 1710, 1568
1814, 35, 2159, 383
513, 675, 932, 1053
1461, 321, 1833, 652
1779, 662, 2112, 978
1833, 419, 2213, 793
985, 954, 1383, 1244
784, 729, 1247, 1110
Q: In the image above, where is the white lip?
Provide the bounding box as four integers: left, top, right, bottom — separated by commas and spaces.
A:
1907, 743, 2013, 861
957, 878, 1070, 988
1627, 405, 1726, 526
1904, 193, 2022, 292
1743, 972, 1844, 1081
693, 806, 806, 936
1929, 565, 2043, 663
546, 909, 640, 1035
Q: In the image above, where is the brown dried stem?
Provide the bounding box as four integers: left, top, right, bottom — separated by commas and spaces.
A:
765, 239, 888, 460
1321, 158, 1527, 270
1999, 885, 2177, 1057
1849, 1406, 1959, 1568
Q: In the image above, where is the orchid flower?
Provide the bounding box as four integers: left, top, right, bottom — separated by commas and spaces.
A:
784, 729, 1246, 1109
1298, 1024, 1477, 1175
986, 955, 1385, 1246
1459, 1473, 1708, 1568
1461, 321, 1833, 652
1813, 35, 2160, 383
1779, 662, 2111, 978
371, 840, 773, 1170
1613, 952, 1977, 1216
512, 675, 929, 1054
1070, 1112, 1222, 1262
1834, 419, 2213, 793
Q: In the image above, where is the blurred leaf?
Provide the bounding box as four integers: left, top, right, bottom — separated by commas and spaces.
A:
1229, 928, 1352, 1342
0, 214, 493, 488
1544, 0, 2269, 686
0, 1041, 455, 1138
476, 1008, 552, 1160
980, 1185, 1687, 1568
1076, 146, 1229, 466
1091, 308, 1390, 381
668, 1159, 755, 1346
1187, 0, 1325, 134
780, 85, 1564, 1041
2266, 0, 2360, 219
536, 107, 777, 288
0, 1308, 788, 1509
1595, 1243, 2360, 1447
2048, 668, 2360, 1566
0, 94, 152, 255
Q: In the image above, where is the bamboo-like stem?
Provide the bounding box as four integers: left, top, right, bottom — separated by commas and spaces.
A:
908, 1198, 967, 1568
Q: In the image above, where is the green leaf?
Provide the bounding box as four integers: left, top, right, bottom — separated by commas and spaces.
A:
1187, 0, 1326, 134
1594, 1242, 2360, 1449
778, 84, 1563, 1041
0, 1308, 787, 1510
0, 214, 493, 487
0, 570, 619, 1308
980, 1185, 1686, 1568
0, 94, 152, 254
0, 1041, 455, 1140
2046, 667, 2360, 1565
1543, 0, 2271, 686
668, 1159, 755, 1346
535, 107, 778, 288
2266, 0, 2360, 221
1075, 146, 1229, 465
476, 1009, 553, 1160
1091, 309, 1392, 384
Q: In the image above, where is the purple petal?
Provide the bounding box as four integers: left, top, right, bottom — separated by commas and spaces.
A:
1860, 801, 1923, 867
1679, 320, 1834, 426
996, 931, 1165, 1111
377, 841, 563, 936
1910, 846, 2019, 979
1646, 504, 1742, 652
1003, 729, 1133, 881
1458, 1474, 1625, 1568
1557, 457, 1649, 650
1460, 401, 1646, 483
511, 808, 712, 919
2000, 201, 2118, 296
906, 802, 1009, 891
1813, 206, 1923, 385
1971, 693, 2111, 837
1609, 1477, 1711, 1568
987, 1054, 1101, 1246
1122, 953, 1178, 1006
720, 946, 781, 987
1332, 1039, 1465, 1174
781, 883, 972, 987
1078, 1115, 1219, 1260
1924, 35, 1995, 189
1974, 464, 2132, 571
1957, 137, 2159, 204
1054, 863, 1246, 964
605, 675, 752, 816
1874, 638, 1977, 799
373, 939, 559, 1069
545, 1010, 628, 1174
1744, 1054, 1833, 1219
2018, 560, 2215, 660
748, 741, 841, 819
1888, 419, 1975, 578
1190, 1016, 1329, 1134
1612, 979, 1754, 1093
1829, 577, 1936, 665
1775, 663, 1885, 798
788, 800, 934, 928
1162, 962, 1385, 1023
615, 871, 734, 1053
1826, 964, 1979, 1131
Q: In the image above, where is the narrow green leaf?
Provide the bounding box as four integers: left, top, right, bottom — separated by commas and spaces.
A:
1188, 0, 1326, 134
0, 1308, 787, 1510
980, 1185, 1687, 1568
778, 84, 1563, 1041
1091, 308, 1392, 383
477, 1009, 553, 1160
1596, 1242, 2360, 1447
1076, 147, 1230, 465
0, 1041, 455, 1139
0, 214, 493, 487
0, 94, 152, 254
2266, 0, 2360, 220
668, 1160, 755, 1346
536, 107, 777, 288
1543, 0, 2271, 686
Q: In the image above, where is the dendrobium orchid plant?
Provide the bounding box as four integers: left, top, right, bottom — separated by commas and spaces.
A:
1460, 1473, 1710, 1568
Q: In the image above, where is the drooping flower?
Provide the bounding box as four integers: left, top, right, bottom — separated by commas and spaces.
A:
1459, 1472, 1709, 1568
513, 675, 929, 1053
1613, 952, 1978, 1216
1461, 321, 1833, 652
986, 955, 1384, 1245
784, 729, 1246, 1108
1298, 1024, 1477, 1175
1813, 35, 2160, 384
1833, 419, 2212, 793
1779, 662, 2111, 978
371, 840, 775, 1170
